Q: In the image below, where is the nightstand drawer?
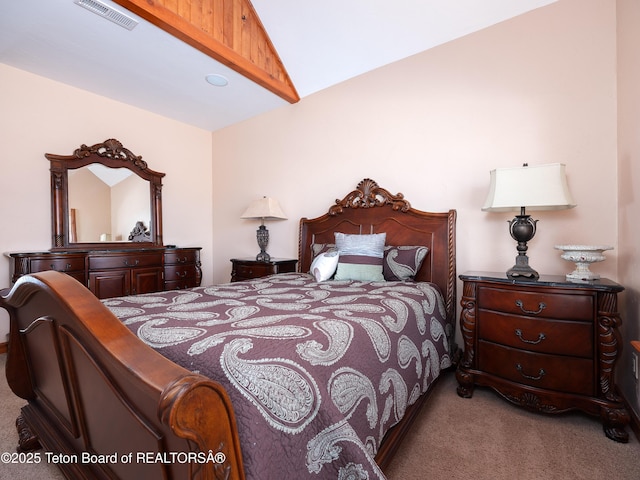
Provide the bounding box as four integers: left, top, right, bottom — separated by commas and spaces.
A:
230, 258, 297, 282
478, 286, 593, 321
234, 263, 273, 279
478, 341, 594, 396
478, 310, 593, 357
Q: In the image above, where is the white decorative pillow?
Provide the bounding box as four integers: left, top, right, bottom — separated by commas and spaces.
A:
334, 232, 386, 282
310, 250, 339, 282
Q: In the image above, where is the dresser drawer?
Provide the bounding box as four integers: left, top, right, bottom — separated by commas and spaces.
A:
164, 265, 199, 281
478, 341, 594, 396
478, 310, 593, 357
88, 253, 163, 270
165, 250, 199, 265
30, 256, 85, 273
164, 279, 200, 290
478, 286, 593, 321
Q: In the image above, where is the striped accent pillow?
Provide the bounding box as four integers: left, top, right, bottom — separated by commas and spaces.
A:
334, 232, 386, 281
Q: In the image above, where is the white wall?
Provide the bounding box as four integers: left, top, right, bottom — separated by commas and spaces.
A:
0, 64, 214, 340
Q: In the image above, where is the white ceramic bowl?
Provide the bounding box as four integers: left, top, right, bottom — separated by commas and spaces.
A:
554, 245, 613, 281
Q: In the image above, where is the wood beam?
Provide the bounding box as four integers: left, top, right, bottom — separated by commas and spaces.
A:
113, 0, 299, 103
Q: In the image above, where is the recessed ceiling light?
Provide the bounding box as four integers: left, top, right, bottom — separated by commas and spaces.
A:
205, 74, 229, 87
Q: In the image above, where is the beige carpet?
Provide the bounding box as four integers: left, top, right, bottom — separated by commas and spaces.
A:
385, 373, 640, 480
1, 353, 638, 479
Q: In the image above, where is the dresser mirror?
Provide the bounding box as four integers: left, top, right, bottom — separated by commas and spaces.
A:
48, 139, 165, 250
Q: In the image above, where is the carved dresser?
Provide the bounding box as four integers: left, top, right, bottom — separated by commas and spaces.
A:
456, 271, 629, 442
6, 138, 203, 300
7, 247, 201, 299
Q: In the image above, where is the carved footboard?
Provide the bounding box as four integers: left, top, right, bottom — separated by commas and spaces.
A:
1, 271, 245, 480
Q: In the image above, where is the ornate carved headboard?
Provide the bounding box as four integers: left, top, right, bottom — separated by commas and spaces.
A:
298, 178, 457, 326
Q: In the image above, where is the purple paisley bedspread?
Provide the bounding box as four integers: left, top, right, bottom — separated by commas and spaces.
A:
103, 273, 453, 480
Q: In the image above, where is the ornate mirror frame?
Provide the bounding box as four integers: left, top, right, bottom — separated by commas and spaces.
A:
47, 138, 165, 250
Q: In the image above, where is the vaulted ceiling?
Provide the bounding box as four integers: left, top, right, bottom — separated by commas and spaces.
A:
112, 0, 299, 103
0, 0, 557, 131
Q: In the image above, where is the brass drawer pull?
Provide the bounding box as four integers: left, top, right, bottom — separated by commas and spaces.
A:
515, 329, 546, 345
124, 259, 140, 267
515, 299, 546, 315
516, 363, 546, 381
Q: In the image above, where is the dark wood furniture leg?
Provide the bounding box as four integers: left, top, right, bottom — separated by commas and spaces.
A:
16, 414, 41, 453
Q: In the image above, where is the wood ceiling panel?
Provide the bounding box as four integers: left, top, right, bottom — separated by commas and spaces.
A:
113, 0, 299, 103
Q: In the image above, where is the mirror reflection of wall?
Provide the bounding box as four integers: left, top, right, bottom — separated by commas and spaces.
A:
68, 164, 150, 242
112, 174, 150, 241
69, 208, 78, 243
68, 167, 111, 242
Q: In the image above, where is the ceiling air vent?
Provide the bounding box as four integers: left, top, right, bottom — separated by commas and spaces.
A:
74, 0, 139, 31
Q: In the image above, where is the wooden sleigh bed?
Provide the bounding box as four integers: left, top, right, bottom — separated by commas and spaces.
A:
1, 178, 456, 480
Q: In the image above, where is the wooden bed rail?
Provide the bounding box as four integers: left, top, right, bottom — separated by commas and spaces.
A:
1, 271, 245, 480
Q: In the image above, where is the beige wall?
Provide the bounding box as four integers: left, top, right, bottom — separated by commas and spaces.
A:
211, 0, 623, 374
0, 64, 214, 339
617, 0, 640, 418
212, 0, 618, 287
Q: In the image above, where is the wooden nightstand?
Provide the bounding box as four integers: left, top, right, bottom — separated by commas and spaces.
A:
456, 271, 630, 442
230, 258, 297, 282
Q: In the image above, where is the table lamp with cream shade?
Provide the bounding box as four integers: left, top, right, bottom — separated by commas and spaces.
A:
241, 196, 288, 262
482, 163, 576, 280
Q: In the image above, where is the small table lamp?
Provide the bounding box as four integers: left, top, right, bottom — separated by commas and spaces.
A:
482, 163, 576, 280
241, 197, 287, 262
